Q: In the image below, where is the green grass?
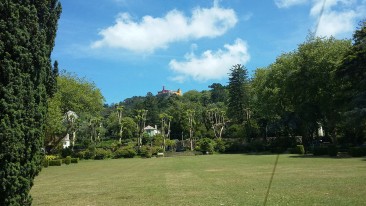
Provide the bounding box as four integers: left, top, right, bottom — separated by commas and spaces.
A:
31, 154, 366, 206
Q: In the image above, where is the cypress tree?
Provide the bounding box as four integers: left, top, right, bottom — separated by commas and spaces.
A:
227, 64, 250, 124
0, 1, 61, 205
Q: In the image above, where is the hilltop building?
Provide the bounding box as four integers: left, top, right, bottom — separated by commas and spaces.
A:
158, 86, 182, 96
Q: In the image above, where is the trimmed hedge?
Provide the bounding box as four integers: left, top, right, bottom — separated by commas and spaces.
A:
43, 159, 49, 168
49, 159, 62, 166
327, 145, 338, 157
349, 147, 366, 157
71, 158, 79, 163
313, 146, 328, 156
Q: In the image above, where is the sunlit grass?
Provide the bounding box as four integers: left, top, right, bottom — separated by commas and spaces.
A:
31, 154, 366, 206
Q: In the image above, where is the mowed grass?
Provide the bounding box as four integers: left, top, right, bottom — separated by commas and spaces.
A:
31, 154, 366, 206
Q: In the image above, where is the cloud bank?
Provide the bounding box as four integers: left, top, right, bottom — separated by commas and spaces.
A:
169, 39, 250, 82
91, 3, 237, 53
275, 0, 365, 37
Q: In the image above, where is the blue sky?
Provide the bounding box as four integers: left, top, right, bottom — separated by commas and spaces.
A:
53, 0, 366, 104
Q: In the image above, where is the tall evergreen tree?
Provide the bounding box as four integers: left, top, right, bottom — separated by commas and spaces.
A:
227, 64, 250, 124
338, 20, 366, 144
0, 1, 61, 205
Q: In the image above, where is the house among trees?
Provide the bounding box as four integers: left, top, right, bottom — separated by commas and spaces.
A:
62, 134, 70, 149
157, 86, 182, 96
144, 125, 160, 137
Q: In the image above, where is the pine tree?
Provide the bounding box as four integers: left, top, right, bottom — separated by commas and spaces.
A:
227, 64, 250, 124
0, 1, 61, 205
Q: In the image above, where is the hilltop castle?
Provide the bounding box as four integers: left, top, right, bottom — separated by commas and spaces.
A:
157, 86, 182, 96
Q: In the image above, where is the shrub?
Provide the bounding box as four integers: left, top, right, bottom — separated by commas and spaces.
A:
215, 138, 226, 153
114, 147, 137, 158
349, 147, 366, 157
151, 146, 163, 155
139, 146, 152, 158
71, 158, 79, 163
94, 148, 112, 160
313, 146, 328, 156
49, 159, 62, 166
43, 159, 49, 168
196, 138, 216, 154
296, 145, 305, 155
61, 147, 73, 158
64, 156, 71, 165
45, 155, 58, 161
84, 148, 96, 160
327, 145, 338, 157
76, 150, 86, 160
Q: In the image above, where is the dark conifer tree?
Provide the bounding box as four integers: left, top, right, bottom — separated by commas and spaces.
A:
227, 64, 250, 124
0, 1, 61, 205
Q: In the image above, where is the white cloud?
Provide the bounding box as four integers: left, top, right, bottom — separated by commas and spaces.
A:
275, 0, 308, 8
311, 0, 364, 37
169, 39, 250, 82
276, 0, 365, 37
91, 3, 237, 53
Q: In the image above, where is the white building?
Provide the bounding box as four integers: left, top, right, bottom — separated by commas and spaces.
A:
144, 125, 160, 137
62, 133, 70, 149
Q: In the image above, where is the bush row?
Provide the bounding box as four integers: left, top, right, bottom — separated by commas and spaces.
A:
43, 156, 79, 167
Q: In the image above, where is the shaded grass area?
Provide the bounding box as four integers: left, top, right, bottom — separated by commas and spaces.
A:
31, 154, 366, 206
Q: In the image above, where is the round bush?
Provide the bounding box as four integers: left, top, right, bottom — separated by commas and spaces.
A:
64, 156, 71, 165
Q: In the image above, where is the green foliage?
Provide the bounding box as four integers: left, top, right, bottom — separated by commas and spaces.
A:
139, 146, 152, 158
94, 148, 112, 160
348, 147, 366, 157
0, 0, 62, 204
225, 124, 245, 139
64, 156, 71, 165
84, 148, 96, 160
71, 158, 79, 163
295, 145, 305, 155
43, 159, 49, 168
151, 146, 164, 155
196, 138, 216, 154
327, 145, 338, 157
313, 146, 328, 156
114, 146, 137, 158
45, 155, 58, 161
49, 160, 62, 166
227, 64, 250, 124
61, 147, 73, 158
214, 138, 227, 153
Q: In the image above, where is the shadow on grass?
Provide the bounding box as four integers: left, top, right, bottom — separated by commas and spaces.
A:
288, 153, 361, 159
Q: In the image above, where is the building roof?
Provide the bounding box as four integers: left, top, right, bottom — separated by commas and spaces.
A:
144, 125, 156, 130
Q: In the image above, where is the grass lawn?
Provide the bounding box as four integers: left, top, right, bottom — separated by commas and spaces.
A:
31, 154, 366, 206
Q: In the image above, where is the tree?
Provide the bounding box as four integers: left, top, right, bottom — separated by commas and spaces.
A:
338, 20, 366, 144
116, 105, 124, 143
135, 109, 148, 146
159, 113, 173, 151
206, 104, 227, 139
44, 73, 105, 148
186, 109, 195, 151
0, 1, 61, 204
227, 64, 250, 124
209, 83, 228, 103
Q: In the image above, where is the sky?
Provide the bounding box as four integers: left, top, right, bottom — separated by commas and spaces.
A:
53, 0, 366, 104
